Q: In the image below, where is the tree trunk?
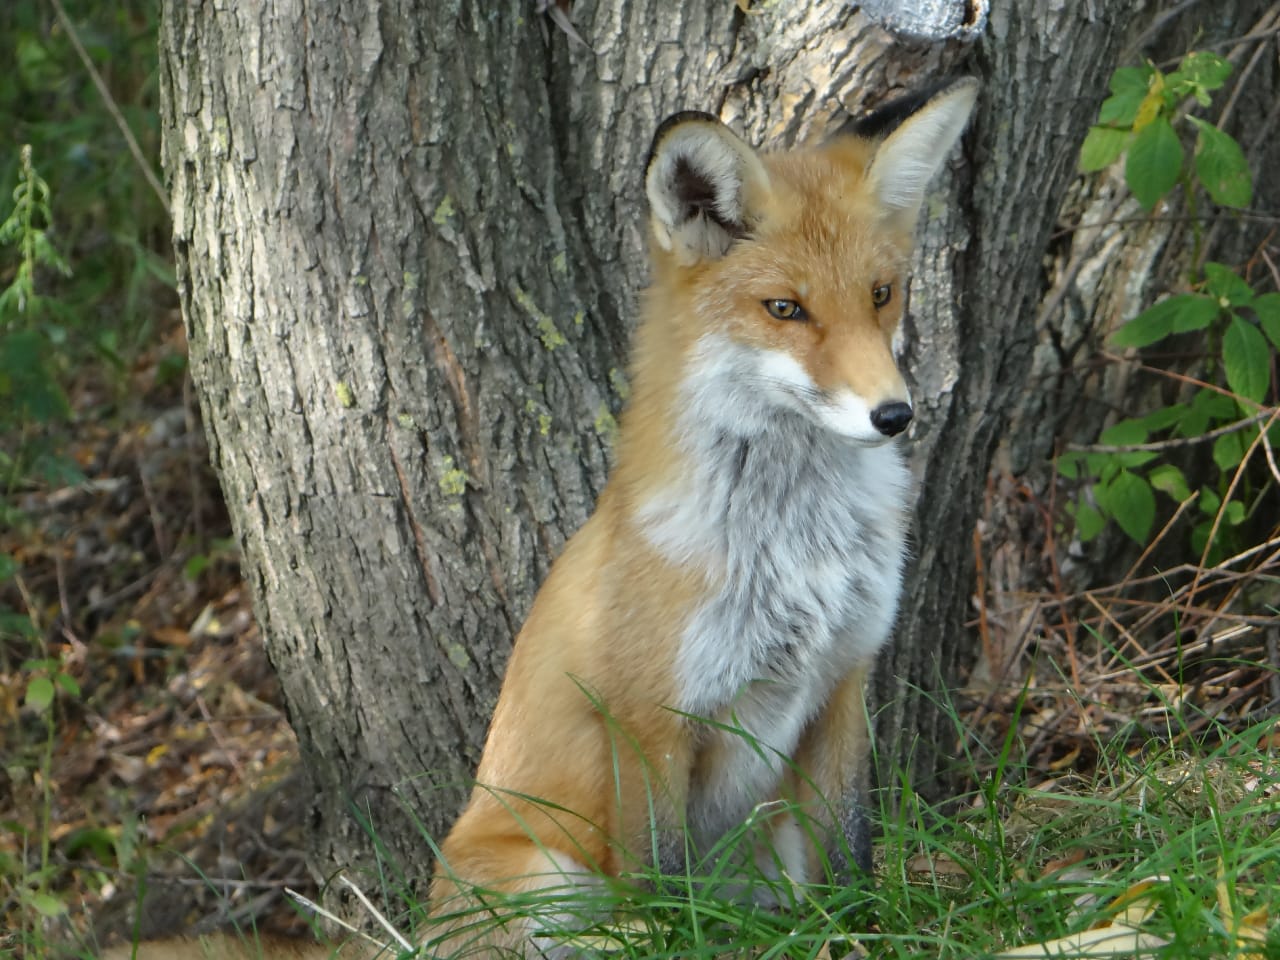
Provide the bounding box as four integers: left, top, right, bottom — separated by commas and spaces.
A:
157, 0, 1236, 899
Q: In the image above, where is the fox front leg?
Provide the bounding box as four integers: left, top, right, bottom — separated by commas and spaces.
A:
787, 665, 875, 882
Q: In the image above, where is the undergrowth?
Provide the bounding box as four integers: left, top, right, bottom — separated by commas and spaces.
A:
0, 3, 183, 956
114, 701, 1275, 959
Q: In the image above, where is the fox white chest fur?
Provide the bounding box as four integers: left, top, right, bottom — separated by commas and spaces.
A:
637, 329, 911, 847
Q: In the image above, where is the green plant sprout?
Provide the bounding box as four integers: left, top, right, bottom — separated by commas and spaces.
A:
0, 145, 73, 455
0, 145, 71, 319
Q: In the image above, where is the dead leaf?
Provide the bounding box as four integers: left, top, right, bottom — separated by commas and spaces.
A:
151, 625, 192, 647
1218, 857, 1270, 960
906, 853, 970, 876
1040, 848, 1085, 878
996, 877, 1170, 958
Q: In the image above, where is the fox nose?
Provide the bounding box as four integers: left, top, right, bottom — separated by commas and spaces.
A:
871, 401, 913, 437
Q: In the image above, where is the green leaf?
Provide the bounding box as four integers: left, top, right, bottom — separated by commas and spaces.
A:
1212, 430, 1248, 470
1098, 418, 1155, 468
1098, 67, 1153, 126
1202, 262, 1254, 307
1222, 316, 1270, 403
1125, 116, 1182, 210
1057, 452, 1081, 479
61, 826, 118, 862
25, 676, 54, 712
1118, 451, 1158, 469
1098, 469, 1156, 543
184, 554, 211, 581
1197, 388, 1239, 419
1189, 117, 1253, 208
1112, 295, 1220, 347
1074, 502, 1106, 542
54, 672, 81, 698
0, 611, 38, 639
1098, 91, 1146, 127
1179, 51, 1233, 91
1171, 53, 1234, 106
1080, 126, 1130, 172
1253, 293, 1280, 349
1097, 453, 1122, 483
1191, 520, 1213, 557
1148, 464, 1191, 501
1099, 419, 1148, 446
0, 553, 16, 582
1139, 404, 1187, 432
1223, 499, 1246, 526
1200, 488, 1221, 515
28, 892, 64, 918
1110, 66, 1154, 96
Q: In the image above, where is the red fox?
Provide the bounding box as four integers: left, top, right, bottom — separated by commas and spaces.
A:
101, 78, 977, 959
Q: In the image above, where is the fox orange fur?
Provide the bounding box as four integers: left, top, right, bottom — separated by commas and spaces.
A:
425, 78, 977, 959
101, 79, 977, 960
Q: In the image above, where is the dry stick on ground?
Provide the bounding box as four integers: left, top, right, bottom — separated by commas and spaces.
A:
1064, 495, 1200, 686
1003, 532, 1280, 622
986, 496, 1277, 767
136, 457, 173, 560
1117, 542, 1279, 651
193, 693, 246, 779
1082, 593, 1179, 688
1263, 429, 1280, 487
1266, 629, 1280, 703
1020, 537, 1280, 678
973, 499, 995, 677
1090, 596, 1279, 640
1021, 477, 1080, 683
1261, 246, 1280, 289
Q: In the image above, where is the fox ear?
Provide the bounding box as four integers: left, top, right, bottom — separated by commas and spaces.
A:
856, 78, 978, 226
645, 112, 771, 264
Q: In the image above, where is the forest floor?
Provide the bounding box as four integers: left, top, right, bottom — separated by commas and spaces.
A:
2, 316, 1278, 959
0, 318, 314, 957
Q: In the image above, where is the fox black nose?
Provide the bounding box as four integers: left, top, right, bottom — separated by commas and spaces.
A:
871, 401, 913, 437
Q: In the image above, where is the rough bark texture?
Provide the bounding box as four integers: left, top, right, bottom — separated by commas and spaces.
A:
157, 0, 1259, 901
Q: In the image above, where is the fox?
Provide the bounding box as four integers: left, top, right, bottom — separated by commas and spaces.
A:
100, 78, 977, 960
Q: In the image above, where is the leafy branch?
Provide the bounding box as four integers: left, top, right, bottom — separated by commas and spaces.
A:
1062, 52, 1278, 560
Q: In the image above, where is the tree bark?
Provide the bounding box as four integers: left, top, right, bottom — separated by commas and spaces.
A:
158, 0, 1247, 901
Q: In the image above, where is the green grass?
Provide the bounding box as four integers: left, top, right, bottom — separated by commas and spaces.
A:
288, 703, 1278, 960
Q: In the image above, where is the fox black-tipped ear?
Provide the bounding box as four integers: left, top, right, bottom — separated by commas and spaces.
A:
852, 78, 978, 226
645, 112, 771, 264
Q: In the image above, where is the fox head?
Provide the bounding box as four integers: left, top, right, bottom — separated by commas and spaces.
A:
643, 79, 977, 446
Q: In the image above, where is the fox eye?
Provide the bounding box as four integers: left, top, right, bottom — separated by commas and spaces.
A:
872, 283, 893, 308
764, 299, 807, 322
